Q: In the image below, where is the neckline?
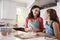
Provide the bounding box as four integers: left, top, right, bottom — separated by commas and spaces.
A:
46, 20, 53, 26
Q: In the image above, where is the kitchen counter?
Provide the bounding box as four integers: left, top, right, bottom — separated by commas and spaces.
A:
12, 31, 59, 40
0, 32, 57, 40
0, 31, 59, 40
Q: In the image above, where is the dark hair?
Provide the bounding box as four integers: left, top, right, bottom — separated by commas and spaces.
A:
28, 5, 41, 18
47, 9, 59, 24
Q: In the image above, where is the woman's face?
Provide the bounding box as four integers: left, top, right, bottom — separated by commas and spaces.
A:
32, 8, 40, 17
44, 11, 50, 20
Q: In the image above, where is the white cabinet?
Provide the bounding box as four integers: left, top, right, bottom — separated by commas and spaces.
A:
57, 2, 60, 19
1, 0, 16, 19
0, 1, 1, 19
0, 0, 2, 19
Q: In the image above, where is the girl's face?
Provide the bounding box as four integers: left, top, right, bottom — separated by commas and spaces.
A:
44, 11, 50, 20
32, 8, 40, 17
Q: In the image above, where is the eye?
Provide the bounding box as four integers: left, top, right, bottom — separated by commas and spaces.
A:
35, 10, 37, 11
35, 10, 39, 12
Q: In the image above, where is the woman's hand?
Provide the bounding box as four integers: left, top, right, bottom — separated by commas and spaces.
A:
25, 28, 29, 32
32, 28, 40, 32
25, 28, 40, 32
37, 32, 46, 36
25, 27, 33, 32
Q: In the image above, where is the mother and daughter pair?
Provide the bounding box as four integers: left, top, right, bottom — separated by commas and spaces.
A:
24, 5, 60, 39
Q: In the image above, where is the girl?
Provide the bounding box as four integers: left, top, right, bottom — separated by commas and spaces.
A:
37, 9, 60, 39
25, 5, 44, 32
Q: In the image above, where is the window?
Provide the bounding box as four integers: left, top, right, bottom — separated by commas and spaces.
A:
16, 7, 26, 27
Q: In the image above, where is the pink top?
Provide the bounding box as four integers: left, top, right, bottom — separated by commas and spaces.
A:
25, 17, 44, 32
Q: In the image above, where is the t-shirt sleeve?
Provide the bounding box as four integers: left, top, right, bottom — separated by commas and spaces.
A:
25, 17, 28, 28
39, 18, 44, 32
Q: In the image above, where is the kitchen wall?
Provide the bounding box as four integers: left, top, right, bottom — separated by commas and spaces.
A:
0, 0, 27, 27
57, 1, 60, 18
57, 1, 60, 20
17, 7, 28, 27
40, 1, 60, 25
0, 0, 1, 18
40, 6, 57, 25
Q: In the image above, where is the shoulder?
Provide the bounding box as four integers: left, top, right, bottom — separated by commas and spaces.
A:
53, 21, 59, 28
25, 17, 29, 22
52, 22, 60, 34
26, 17, 28, 19
38, 17, 43, 21
26, 17, 29, 20
26, 17, 32, 21
53, 22, 59, 26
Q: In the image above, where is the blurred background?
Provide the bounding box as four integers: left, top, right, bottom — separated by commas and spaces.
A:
0, 0, 60, 28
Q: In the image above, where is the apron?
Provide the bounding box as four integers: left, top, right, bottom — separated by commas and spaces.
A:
28, 19, 40, 29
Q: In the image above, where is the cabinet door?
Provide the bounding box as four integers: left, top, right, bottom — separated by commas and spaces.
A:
9, 1, 16, 19
2, 0, 10, 19
2, 0, 16, 19
0, 1, 1, 19
0, 0, 3, 19
57, 2, 60, 18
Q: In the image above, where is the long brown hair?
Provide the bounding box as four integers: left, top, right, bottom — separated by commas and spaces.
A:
47, 9, 60, 27
28, 5, 41, 18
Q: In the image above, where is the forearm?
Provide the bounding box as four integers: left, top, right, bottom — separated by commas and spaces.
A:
45, 34, 60, 40
37, 32, 56, 38
44, 33, 56, 38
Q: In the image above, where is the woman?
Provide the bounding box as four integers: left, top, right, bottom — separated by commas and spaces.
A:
38, 9, 60, 39
25, 5, 44, 32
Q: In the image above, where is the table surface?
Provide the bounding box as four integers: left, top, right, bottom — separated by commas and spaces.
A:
0, 31, 58, 40
0, 31, 59, 40
12, 31, 59, 40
